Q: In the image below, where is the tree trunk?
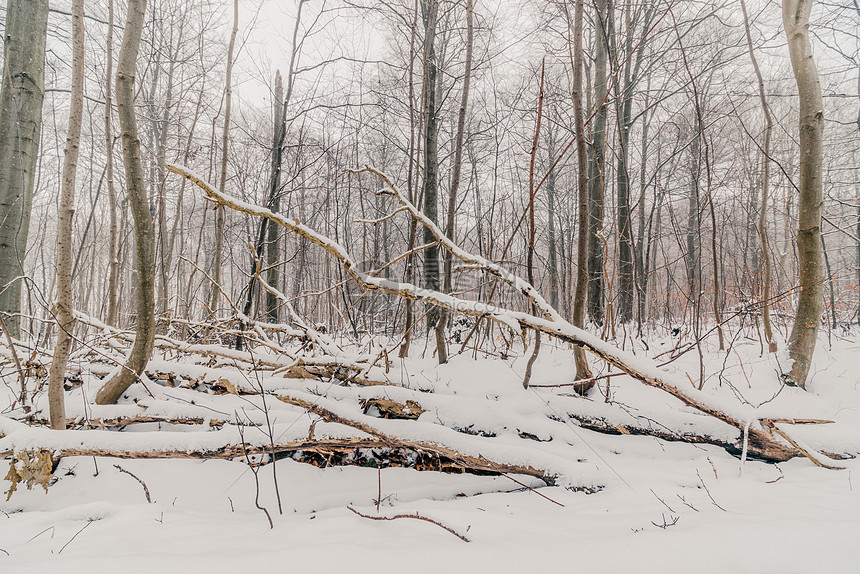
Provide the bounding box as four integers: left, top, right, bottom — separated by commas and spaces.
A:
0, 0, 48, 337
523, 60, 545, 389
96, 0, 156, 405
237, 1, 303, 349
571, 0, 593, 385
587, 0, 609, 325
421, 0, 445, 362
546, 130, 560, 312
154, 26, 181, 332
210, 0, 239, 320
687, 126, 701, 308
635, 91, 652, 335
265, 71, 285, 323
399, 1, 421, 359
437, 0, 472, 363
105, 0, 121, 327
613, 3, 637, 325
741, 0, 777, 352
48, 0, 85, 429
783, 0, 824, 389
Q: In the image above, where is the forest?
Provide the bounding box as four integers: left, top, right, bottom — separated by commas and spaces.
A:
0, 0, 859, 570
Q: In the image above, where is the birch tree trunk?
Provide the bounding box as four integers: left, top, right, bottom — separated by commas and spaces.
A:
96, 0, 156, 405
783, 0, 824, 389
48, 0, 85, 429
0, 0, 48, 337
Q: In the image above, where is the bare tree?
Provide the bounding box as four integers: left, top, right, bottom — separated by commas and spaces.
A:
420, 0, 445, 362
47, 0, 85, 429
96, 0, 157, 405
0, 0, 49, 337
587, 0, 610, 325
783, 0, 825, 389
438, 0, 474, 363
105, 0, 121, 327
741, 0, 777, 353
570, 0, 593, 385
210, 0, 239, 320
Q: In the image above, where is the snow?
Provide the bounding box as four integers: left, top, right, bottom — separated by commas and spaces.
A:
2, 329, 860, 571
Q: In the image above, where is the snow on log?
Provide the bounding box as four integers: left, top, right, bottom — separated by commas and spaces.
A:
166, 162, 804, 464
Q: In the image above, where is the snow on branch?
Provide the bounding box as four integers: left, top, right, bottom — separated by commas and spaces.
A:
166, 162, 810, 464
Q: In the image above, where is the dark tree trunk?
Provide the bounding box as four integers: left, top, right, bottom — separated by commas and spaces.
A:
0, 0, 49, 337
587, 0, 609, 325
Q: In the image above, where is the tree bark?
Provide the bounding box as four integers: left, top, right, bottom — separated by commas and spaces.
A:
612, 2, 639, 324
96, 0, 156, 405
741, 0, 777, 352
210, 0, 239, 320
523, 60, 545, 389
237, 1, 304, 349
587, 0, 609, 325
0, 0, 49, 337
47, 0, 85, 429
783, 0, 824, 389
420, 0, 445, 362
265, 71, 285, 322
105, 0, 121, 327
437, 0, 473, 363
546, 129, 560, 311
571, 0, 593, 385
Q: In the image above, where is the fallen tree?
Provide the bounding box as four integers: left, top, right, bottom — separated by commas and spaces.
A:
165, 162, 833, 466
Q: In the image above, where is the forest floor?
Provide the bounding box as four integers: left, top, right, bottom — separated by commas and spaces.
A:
1, 325, 859, 572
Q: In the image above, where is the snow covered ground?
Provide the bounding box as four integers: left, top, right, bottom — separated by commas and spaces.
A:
2, 327, 859, 572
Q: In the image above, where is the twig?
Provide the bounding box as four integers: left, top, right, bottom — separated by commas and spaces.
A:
113, 464, 151, 503
236, 347, 284, 515
26, 526, 55, 543
376, 467, 381, 513
651, 513, 679, 529
0, 313, 27, 407
676, 494, 699, 512
58, 520, 93, 554
238, 422, 274, 529
529, 371, 625, 388
347, 506, 470, 542
707, 457, 718, 479
478, 456, 564, 507
696, 470, 726, 511
765, 465, 784, 484
650, 488, 675, 513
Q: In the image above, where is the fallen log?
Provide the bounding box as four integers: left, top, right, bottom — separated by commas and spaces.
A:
167, 163, 803, 465
0, 431, 553, 485
75, 311, 389, 387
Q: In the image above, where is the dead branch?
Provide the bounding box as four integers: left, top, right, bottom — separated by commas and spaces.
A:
0, 314, 27, 407
347, 505, 470, 542
760, 419, 844, 470
113, 464, 152, 502
269, 393, 555, 483
166, 163, 802, 464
